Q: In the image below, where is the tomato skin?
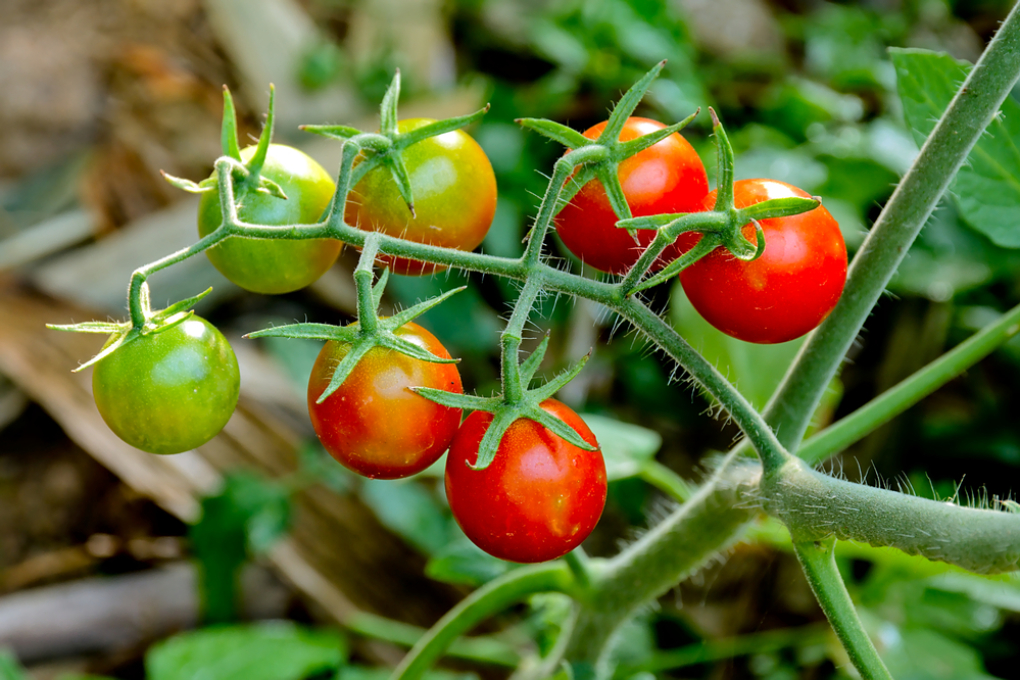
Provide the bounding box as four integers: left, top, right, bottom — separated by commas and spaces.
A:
555, 117, 709, 275
344, 118, 497, 276
198, 144, 340, 294
679, 179, 848, 344
307, 322, 463, 479
92, 317, 240, 455
445, 400, 607, 564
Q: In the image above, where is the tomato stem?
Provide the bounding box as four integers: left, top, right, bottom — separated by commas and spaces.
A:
354, 234, 382, 334
792, 537, 893, 680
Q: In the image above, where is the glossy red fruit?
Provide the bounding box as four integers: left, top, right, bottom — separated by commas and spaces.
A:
679, 179, 847, 344
445, 399, 607, 563
307, 322, 463, 479
555, 117, 709, 275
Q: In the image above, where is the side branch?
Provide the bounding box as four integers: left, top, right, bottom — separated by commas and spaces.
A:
793, 538, 892, 680
762, 457, 1020, 574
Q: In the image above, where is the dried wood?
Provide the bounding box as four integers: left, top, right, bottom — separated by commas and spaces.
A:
0, 562, 289, 663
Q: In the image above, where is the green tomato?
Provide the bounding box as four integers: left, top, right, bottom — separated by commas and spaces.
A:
198, 144, 340, 294
92, 316, 240, 454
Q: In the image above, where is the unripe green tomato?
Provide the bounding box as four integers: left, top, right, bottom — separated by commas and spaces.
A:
198, 144, 340, 294
92, 316, 240, 454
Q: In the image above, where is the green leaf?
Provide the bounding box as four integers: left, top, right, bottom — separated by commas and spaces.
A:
336, 665, 476, 680
425, 535, 515, 587
581, 414, 661, 481
189, 473, 291, 622
879, 626, 995, 680
147, 622, 345, 680
0, 651, 28, 680
361, 479, 450, 555
892, 47, 1020, 248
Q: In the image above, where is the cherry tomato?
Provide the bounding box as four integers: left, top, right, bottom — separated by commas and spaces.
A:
445, 399, 607, 563
344, 118, 497, 276
92, 316, 240, 455
679, 179, 848, 344
555, 117, 709, 275
307, 322, 463, 479
198, 144, 340, 294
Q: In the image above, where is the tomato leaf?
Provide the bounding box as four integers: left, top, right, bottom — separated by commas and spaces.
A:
362, 479, 451, 555
892, 47, 1020, 248
425, 535, 516, 586
581, 414, 662, 481
146, 622, 343, 680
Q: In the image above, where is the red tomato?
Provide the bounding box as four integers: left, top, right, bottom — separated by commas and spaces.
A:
445, 400, 607, 563
679, 179, 847, 344
344, 118, 497, 276
307, 322, 463, 479
555, 117, 709, 275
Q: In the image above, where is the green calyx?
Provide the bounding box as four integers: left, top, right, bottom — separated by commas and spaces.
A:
616, 107, 819, 294
246, 235, 463, 404
302, 70, 490, 217
518, 61, 698, 242
414, 333, 595, 470
162, 85, 288, 202
47, 284, 213, 372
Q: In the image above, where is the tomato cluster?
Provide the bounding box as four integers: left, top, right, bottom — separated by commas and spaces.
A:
556, 116, 847, 345
83, 106, 846, 565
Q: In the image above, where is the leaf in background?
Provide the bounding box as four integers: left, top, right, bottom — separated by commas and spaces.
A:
336, 666, 476, 680
668, 281, 805, 410
878, 626, 997, 680
147, 622, 345, 680
190, 473, 291, 623
425, 534, 515, 587
892, 48, 1020, 248
0, 652, 27, 680
361, 479, 451, 555
580, 414, 661, 480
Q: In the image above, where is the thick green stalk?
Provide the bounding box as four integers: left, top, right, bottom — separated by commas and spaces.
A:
345, 612, 518, 667
793, 537, 892, 680
798, 301, 1020, 466
763, 457, 1020, 574
391, 562, 575, 680
501, 277, 544, 404
562, 455, 761, 672
764, 1, 1020, 450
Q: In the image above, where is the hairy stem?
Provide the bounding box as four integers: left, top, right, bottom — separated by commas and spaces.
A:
763, 457, 1020, 574
392, 562, 575, 680
793, 537, 892, 680
764, 1, 1020, 450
